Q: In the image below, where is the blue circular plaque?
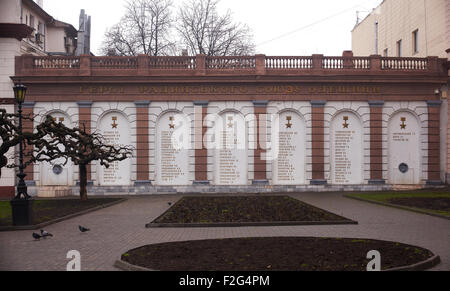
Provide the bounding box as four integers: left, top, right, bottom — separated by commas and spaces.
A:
399, 163, 409, 174
53, 165, 63, 175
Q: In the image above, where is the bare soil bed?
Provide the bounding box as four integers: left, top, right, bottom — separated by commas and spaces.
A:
121, 237, 436, 271
151, 196, 354, 225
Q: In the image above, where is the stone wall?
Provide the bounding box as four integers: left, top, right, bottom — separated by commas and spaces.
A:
12, 53, 447, 194
21, 100, 440, 195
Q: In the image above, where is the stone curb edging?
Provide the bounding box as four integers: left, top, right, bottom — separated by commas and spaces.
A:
114, 259, 157, 271
146, 220, 358, 228
344, 195, 450, 221
0, 198, 127, 232
114, 255, 441, 272
384, 255, 441, 271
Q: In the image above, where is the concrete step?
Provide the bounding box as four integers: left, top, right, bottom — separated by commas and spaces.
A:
37, 186, 73, 198
392, 185, 423, 191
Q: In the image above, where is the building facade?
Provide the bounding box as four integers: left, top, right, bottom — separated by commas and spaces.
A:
0, 0, 88, 197
8, 52, 448, 196
352, 0, 448, 58
352, 0, 450, 182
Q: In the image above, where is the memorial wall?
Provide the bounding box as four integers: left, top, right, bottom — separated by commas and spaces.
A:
330, 112, 363, 185
25, 100, 433, 189
32, 102, 79, 187
156, 112, 191, 185
97, 112, 132, 186
6, 53, 447, 195
273, 111, 306, 185
386, 108, 424, 185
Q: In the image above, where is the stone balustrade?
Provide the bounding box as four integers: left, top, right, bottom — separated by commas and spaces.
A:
16, 51, 447, 77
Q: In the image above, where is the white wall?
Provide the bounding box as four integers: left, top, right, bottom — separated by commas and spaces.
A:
0, 0, 21, 24
46, 26, 66, 53
0, 37, 21, 189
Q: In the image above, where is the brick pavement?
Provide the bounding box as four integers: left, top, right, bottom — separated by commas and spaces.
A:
0, 192, 449, 271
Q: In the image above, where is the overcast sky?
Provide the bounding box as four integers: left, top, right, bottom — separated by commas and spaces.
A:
41, 0, 383, 56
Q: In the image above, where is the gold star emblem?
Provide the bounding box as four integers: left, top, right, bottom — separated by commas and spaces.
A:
400, 117, 406, 130
343, 116, 349, 129
227, 116, 234, 128
112, 117, 118, 129
169, 116, 175, 129
286, 116, 292, 129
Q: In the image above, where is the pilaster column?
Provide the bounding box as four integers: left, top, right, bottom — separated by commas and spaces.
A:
22, 101, 35, 186
310, 101, 327, 185
368, 101, 386, 184
77, 101, 93, 185
253, 100, 269, 185
135, 101, 151, 186
427, 100, 442, 185
193, 101, 209, 185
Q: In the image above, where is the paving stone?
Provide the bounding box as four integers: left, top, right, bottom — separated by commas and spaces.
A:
0, 192, 448, 271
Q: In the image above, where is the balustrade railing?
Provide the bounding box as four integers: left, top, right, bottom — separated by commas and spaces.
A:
353, 57, 371, 69
148, 56, 196, 69
91, 56, 138, 69
265, 57, 312, 69
22, 54, 441, 75
206, 56, 256, 69
33, 56, 80, 69
382, 57, 428, 70
322, 57, 344, 69
321, 56, 371, 69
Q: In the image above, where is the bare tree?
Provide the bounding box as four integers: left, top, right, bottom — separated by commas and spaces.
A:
3, 114, 134, 201
1, 110, 62, 179
33, 119, 134, 201
0, 109, 23, 178
177, 0, 254, 56
101, 0, 175, 56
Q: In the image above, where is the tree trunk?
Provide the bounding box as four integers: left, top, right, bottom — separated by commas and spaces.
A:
79, 164, 88, 201
0, 155, 7, 179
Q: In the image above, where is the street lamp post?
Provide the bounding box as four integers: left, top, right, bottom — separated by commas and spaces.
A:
10, 83, 34, 226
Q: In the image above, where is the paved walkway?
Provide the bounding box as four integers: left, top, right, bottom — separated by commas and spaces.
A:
0, 193, 449, 271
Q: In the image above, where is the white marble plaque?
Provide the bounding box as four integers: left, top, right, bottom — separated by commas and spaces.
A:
156, 113, 190, 185
98, 113, 131, 186
214, 113, 248, 185
40, 112, 73, 186
273, 112, 305, 185
330, 112, 363, 184
388, 112, 421, 184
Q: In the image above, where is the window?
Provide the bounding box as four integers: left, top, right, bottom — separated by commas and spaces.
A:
383, 48, 388, 57
412, 29, 419, 54
396, 40, 402, 57
29, 15, 34, 29
38, 21, 43, 34
25, 15, 28, 25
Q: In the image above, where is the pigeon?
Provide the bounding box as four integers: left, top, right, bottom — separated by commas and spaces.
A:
40, 229, 53, 238
32, 233, 41, 240
79, 225, 90, 233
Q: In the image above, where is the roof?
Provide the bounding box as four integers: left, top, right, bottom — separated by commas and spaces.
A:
22, 0, 54, 23
50, 20, 78, 37
22, 0, 78, 37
